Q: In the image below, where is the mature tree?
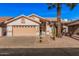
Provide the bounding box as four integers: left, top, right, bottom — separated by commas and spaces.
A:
47, 3, 77, 37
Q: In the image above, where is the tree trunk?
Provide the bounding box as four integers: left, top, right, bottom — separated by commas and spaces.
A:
57, 4, 62, 37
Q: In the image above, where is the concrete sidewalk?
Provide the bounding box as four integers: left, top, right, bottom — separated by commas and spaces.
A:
0, 36, 79, 48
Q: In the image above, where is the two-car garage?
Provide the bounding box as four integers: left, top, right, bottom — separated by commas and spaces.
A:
12, 25, 39, 36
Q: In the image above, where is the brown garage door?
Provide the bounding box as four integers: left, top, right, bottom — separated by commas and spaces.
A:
13, 25, 37, 36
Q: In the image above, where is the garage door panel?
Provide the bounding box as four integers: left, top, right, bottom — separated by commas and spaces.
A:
13, 26, 38, 36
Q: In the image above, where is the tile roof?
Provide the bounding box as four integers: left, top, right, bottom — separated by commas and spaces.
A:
68, 20, 79, 26
5, 16, 40, 24
0, 18, 4, 22
47, 18, 69, 22
29, 14, 49, 22
29, 14, 45, 19
46, 18, 57, 22
0, 17, 13, 22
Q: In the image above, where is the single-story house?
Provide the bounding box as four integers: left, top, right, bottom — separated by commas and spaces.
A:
0, 14, 49, 37
68, 20, 79, 36
0, 14, 68, 37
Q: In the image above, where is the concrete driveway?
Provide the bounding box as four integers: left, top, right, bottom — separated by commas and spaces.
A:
0, 36, 79, 55
0, 36, 79, 48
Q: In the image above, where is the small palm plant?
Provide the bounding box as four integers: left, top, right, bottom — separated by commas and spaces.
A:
47, 3, 77, 37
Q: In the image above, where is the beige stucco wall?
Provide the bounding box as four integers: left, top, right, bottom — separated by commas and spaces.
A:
0, 27, 2, 36
63, 26, 68, 33
7, 26, 12, 36
46, 24, 51, 35
7, 18, 39, 26
29, 16, 40, 23
7, 17, 40, 36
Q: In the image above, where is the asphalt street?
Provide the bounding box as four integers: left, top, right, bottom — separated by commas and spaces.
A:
0, 48, 79, 56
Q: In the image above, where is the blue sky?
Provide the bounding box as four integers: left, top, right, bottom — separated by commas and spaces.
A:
0, 3, 79, 20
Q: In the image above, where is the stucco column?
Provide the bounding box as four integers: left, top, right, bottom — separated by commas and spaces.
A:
0, 27, 2, 36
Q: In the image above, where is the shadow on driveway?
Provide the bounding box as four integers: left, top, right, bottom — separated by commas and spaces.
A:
71, 36, 79, 41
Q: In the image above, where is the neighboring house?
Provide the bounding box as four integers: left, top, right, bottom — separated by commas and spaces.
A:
0, 18, 5, 36
0, 25, 2, 36
46, 18, 69, 35
68, 20, 79, 36
61, 20, 69, 34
